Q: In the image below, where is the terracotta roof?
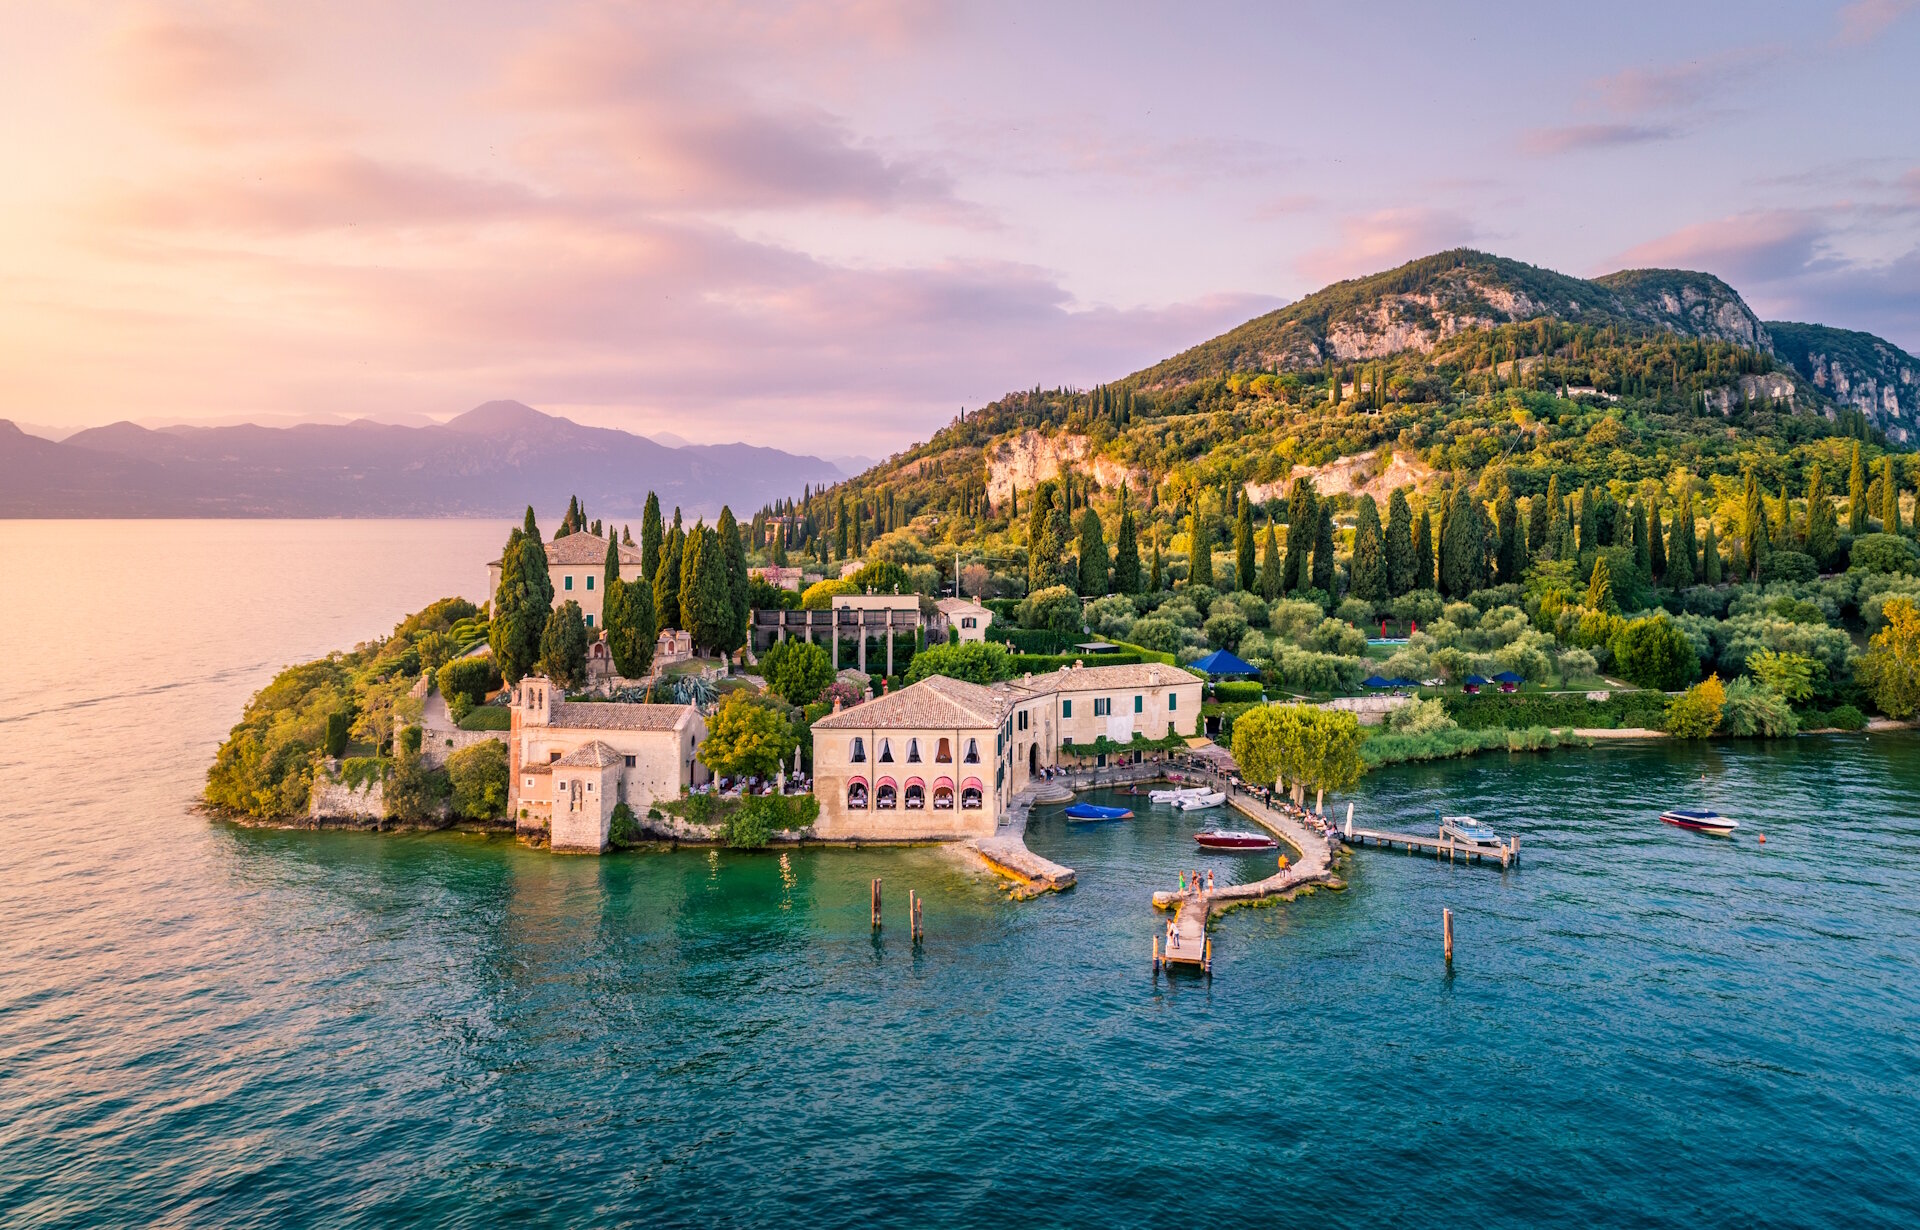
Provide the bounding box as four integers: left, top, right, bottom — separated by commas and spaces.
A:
522, 761, 553, 776
490, 531, 644, 569
812, 674, 1009, 731
553, 740, 624, 768
935, 597, 989, 615
1014, 662, 1205, 695
549, 701, 694, 732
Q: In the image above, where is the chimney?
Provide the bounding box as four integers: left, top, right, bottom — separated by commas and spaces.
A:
832, 697, 843, 713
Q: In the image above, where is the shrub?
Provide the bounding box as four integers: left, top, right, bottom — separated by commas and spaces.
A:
1720, 677, 1799, 737
1821, 704, 1867, 731
609, 802, 643, 846
1449, 690, 1670, 731
1664, 674, 1726, 739
1129, 617, 1181, 655
907, 641, 1015, 684
436, 656, 502, 710
760, 638, 836, 705
1762, 551, 1818, 583
1362, 724, 1583, 767
724, 793, 819, 848
448, 740, 509, 820
1610, 616, 1699, 691
325, 711, 351, 758
1383, 696, 1454, 735
385, 755, 451, 824
1848, 533, 1920, 576
1203, 610, 1248, 651
1019, 585, 1084, 633
1213, 680, 1265, 703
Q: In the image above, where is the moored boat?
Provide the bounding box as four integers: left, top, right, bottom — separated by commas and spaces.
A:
1064, 802, 1134, 822
1660, 808, 1738, 835
1173, 790, 1226, 811
1193, 828, 1277, 850
1149, 786, 1208, 804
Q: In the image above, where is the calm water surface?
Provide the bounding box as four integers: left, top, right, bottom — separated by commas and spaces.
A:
2, 521, 1918, 1228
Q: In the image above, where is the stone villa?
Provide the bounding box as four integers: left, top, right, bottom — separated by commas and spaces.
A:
810, 661, 1202, 841
933, 596, 992, 643
486, 531, 646, 631
508, 674, 709, 852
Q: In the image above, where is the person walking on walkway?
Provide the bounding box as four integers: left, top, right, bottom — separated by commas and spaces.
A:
1206, 869, 1215, 892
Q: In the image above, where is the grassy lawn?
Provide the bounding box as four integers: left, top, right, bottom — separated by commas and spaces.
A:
458, 704, 510, 731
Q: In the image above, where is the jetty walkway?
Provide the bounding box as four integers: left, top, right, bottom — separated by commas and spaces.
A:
1150, 773, 1341, 959
968, 761, 1172, 898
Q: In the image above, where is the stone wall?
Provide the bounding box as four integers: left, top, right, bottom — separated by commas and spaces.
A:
310, 776, 384, 820
1318, 695, 1413, 725
421, 728, 506, 767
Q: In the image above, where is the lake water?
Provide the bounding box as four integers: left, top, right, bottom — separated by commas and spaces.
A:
2, 520, 1918, 1228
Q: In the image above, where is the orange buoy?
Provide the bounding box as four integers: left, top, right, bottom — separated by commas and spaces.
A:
1758, 834, 1766, 844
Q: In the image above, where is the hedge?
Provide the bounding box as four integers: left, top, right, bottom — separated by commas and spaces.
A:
1361, 725, 1588, 767
987, 625, 1085, 654
1443, 690, 1669, 731
1213, 680, 1265, 703
1006, 651, 1144, 673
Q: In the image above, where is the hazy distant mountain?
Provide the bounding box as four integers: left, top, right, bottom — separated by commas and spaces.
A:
0, 400, 843, 518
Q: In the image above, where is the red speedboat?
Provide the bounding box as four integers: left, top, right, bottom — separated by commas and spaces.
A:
1193, 829, 1277, 850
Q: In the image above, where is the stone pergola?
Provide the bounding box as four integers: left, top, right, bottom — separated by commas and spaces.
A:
749, 607, 926, 676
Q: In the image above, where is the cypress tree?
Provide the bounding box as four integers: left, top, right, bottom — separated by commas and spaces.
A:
538, 600, 590, 689
1027, 482, 1058, 593
1311, 502, 1336, 595
607, 554, 655, 680
1234, 494, 1255, 592
490, 507, 553, 685
1882, 455, 1902, 534
1257, 523, 1282, 600
1529, 480, 1554, 560
1666, 489, 1696, 589
1632, 500, 1651, 577
717, 506, 750, 655
1649, 502, 1667, 583
1805, 464, 1839, 568
1702, 519, 1723, 585
1112, 503, 1142, 594
1441, 486, 1487, 598
834, 496, 850, 560
1076, 508, 1109, 596
1494, 489, 1520, 585
622, 524, 634, 547
1771, 485, 1794, 551
1579, 486, 1599, 554
1412, 508, 1435, 593
1434, 491, 1452, 595
1046, 496, 1075, 589
1283, 478, 1316, 593
1385, 487, 1415, 594
1188, 511, 1213, 588
770, 517, 788, 567
1742, 470, 1769, 580
641, 493, 663, 582
684, 527, 735, 656
1150, 531, 1163, 592
654, 522, 685, 630
1848, 442, 1869, 533
1350, 495, 1387, 602
1585, 554, 1617, 614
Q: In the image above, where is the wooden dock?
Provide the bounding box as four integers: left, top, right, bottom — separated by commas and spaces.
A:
1154, 903, 1211, 974
1342, 819, 1519, 868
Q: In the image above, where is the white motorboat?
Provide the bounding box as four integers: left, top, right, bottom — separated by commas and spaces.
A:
1173, 790, 1227, 811
1438, 815, 1504, 847
1149, 785, 1210, 804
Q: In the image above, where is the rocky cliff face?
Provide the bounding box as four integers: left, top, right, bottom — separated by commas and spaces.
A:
1768, 321, 1917, 444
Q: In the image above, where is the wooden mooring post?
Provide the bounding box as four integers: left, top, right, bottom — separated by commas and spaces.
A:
910, 891, 924, 942
1443, 908, 1455, 964
871, 878, 882, 931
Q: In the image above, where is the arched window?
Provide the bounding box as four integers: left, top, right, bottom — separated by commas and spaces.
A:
905, 783, 925, 809
879, 739, 894, 763
960, 783, 983, 809
933, 785, 954, 809
876, 782, 898, 809
847, 780, 868, 809
935, 738, 952, 763
906, 738, 922, 763
963, 739, 980, 764
850, 737, 866, 763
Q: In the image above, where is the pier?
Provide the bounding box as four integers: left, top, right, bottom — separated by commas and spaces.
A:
1341, 818, 1519, 868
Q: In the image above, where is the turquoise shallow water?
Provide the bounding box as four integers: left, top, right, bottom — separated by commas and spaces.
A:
3, 521, 1919, 1228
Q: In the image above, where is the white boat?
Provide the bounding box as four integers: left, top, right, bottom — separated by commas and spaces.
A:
1438, 815, 1503, 847
1149, 786, 1210, 804
1660, 808, 1739, 836
1173, 790, 1227, 811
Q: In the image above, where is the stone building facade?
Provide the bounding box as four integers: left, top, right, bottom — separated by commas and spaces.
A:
486, 531, 647, 631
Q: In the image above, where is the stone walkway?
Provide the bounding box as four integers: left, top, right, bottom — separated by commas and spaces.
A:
1150, 772, 1341, 929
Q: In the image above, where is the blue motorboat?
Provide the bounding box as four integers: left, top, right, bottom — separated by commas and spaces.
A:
1064, 803, 1134, 822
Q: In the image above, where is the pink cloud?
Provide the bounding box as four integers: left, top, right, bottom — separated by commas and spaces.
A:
1296, 209, 1478, 286
1835, 0, 1918, 45
1518, 123, 1673, 156
1612, 210, 1824, 283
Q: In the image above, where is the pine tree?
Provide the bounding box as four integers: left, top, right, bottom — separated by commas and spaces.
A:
1849, 442, 1869, 534
1076, 508, 1109, 596
1649, 502, 1667, 583
1702, 519, 1723, 585
717, 506, 750, 656
641, 493, 663, 582
654, 522, 685, 630
1188, 511, 1213, 588
1883, 455, 1902, 534
1257, 524, 1282, 601
1350, 495, 1387, 602
1234, 494, 1255, 592
1805, 464, 1839, 568
1112, 502, 1142, 594
1412, 508, 1435, 593
1494, 489, 1520, 584
1311, 502, 1336, 595
1385, 487, 1415, 594
1283, 478, 1316, 593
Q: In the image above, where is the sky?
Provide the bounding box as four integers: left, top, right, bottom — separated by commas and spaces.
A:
2, 1, 1917, 451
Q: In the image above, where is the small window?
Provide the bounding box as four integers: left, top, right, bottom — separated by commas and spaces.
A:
964, 739, 980, 764
1093, 698, 1110, 717
1168, 693, 1178, 711
1168, 722, 1175, 737
936, 738, 951, 763
1017, 711, 1028, 731
1134, 695, 1143, 713
564, 575, 573, 590
524, 777, 534, 787
586, 782, 593, 792
624, 755, 636, 768
586, 575, 595, 590
907, 738, 922, 763
1063, 700, 1073, 717
549, 751, 561, 762
962, 617, 976, 628
585, 614, 594, 627
879, 739, 894, 763
851, 737, 866, 763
